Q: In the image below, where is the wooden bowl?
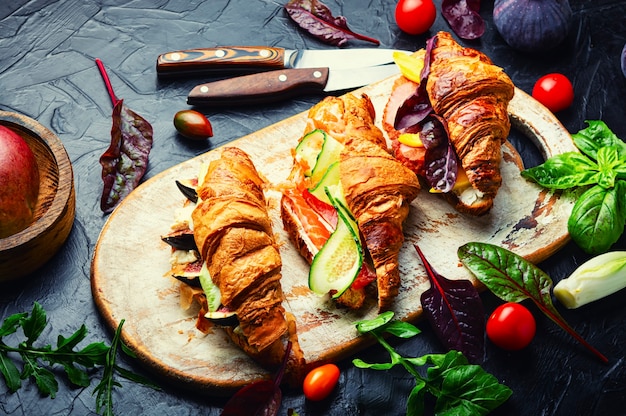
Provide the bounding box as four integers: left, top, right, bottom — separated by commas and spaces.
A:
0, 111, 75, 282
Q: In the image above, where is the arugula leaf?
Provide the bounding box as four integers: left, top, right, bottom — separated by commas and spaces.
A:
353, 313, 511, 416
458, 242, 608, 363
0, 303, 159, 415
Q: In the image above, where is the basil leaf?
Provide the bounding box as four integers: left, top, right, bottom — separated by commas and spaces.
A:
572, 120, 626, 159
407, 381, 427, 416
520, 151, 599, 189
568, 182, 626, 255
382, 321, 421, 339
596, 145, 625, 188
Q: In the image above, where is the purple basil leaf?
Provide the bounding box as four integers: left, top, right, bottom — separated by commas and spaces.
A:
442, 0, 485, 40
285, 0, 380, 46
99, 99, 153, 213
414, 244, 485, 363
421, 116, 458, 193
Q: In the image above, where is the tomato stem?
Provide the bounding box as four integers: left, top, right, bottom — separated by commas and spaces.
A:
95, 58, 120, 107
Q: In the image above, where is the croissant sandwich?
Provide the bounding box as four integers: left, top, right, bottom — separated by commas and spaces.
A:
162, 146, 305, 382
383, 31, 515, 215
281, 93, 420, 311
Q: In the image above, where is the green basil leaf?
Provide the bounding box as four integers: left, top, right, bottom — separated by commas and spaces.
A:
407, 381, 427, 416
435, 364, 513, 416
596, 145, 624, 188
351, 358, 395, 370
354, 311, 395, 334
0, 351, 22, 392
572, 120, 626, 160
382, 321, 421, 339
568, 182, 626, 255
520, 152, 599, 189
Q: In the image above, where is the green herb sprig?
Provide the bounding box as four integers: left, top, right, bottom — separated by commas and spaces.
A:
0, 302, 159, 415
352, 311, 512, 416
521, 120, 626, 254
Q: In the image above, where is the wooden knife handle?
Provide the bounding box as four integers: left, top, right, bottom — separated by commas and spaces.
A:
187, 68, 329, 106
156, 46, 285, 75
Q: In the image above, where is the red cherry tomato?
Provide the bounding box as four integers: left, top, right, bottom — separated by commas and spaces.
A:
303, 363, 340, 401
531, 73, 574, 113
486, 302, 536, 351
395, 0, 437, 35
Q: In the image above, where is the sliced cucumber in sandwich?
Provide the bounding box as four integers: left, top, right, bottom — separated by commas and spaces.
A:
309, 187, 362, 298
295, 129, 327, 177
310, 134, 343, 187
309, 161, 340, 205
199, 262, 221, 312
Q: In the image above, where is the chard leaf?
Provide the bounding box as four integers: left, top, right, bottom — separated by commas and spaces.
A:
96, 59, 154, 214
284, 0, 380, 46
99, 100, 153, 214
520, 151, 599, 189
568, 182, 626, 255
572, 120, 626, 159
421, 116, 458, 193
415, 245, 485, 363
442, 0, 485, 40
458, 242, 608, 363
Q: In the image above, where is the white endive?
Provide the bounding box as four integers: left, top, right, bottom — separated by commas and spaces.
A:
554, 251, 626, 309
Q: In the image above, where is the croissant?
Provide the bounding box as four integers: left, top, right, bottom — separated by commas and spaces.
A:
282, 94, 420, 311
192, 146, 305, 377
429, 32, 514, 208
384, 31, 515, 215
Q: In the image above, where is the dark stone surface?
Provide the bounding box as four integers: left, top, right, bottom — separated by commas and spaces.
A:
1, 1, 625, 415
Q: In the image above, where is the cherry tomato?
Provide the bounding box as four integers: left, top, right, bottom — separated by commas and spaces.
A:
303, 363, 340, 401
395, 0, 437, 35
531, 73, 574, 113
486, 302, 536, 351
173, 110, 213, 140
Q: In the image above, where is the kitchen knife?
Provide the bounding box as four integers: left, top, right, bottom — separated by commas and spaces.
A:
157, 46, 409, 76
187, 64, 400, 106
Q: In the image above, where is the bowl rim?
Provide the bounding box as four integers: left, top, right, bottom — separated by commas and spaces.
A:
0, 110, 74, 250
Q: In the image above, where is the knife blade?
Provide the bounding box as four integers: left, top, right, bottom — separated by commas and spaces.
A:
157, 46, 409, 76
187, 64, 400, 106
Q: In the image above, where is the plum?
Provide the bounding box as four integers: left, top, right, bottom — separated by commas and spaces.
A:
0, 125, 39, 238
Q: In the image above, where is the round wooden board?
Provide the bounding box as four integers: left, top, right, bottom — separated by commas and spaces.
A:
91, 77, 577, 395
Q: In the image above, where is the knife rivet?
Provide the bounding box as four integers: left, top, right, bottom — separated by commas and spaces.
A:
260, 49, 271, 58
170, 52, 181, 61
278, 74, 287, 82
200, 86, 209, 93
313, 70, 322, 78
215, 49, 226, 58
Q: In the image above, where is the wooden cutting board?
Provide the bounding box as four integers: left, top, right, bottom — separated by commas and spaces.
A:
90, 76, 577, 395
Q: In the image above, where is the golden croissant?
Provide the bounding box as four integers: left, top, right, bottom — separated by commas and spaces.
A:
192, 146, 305, 378
384, 31, 515, 215
282, 93, 420, 311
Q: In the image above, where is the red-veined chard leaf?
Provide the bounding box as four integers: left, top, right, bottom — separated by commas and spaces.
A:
414, 244, 485, 364
95, 59, 153, 214
457, 242, 608, 363
285, 0, 380, 46
441, 0, 485, 40
220, 342, 292, 416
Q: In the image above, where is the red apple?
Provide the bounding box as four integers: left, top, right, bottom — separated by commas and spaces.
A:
0, 125, 40, 238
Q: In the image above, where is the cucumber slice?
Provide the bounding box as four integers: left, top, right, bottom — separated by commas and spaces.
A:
309, 161, 340, 205
199, 262, 221, 312
295, 129, 326, 177
310, 134, 344, 187
308, 192, 362, 298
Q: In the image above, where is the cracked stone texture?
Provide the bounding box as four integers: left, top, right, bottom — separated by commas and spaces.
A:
1, 0, 625, 415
